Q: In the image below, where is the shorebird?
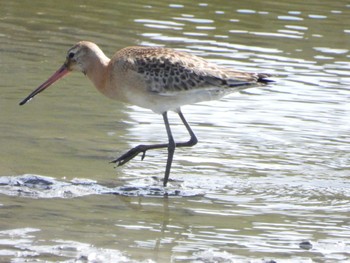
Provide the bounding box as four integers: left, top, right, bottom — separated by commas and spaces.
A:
20, 41, 272, 186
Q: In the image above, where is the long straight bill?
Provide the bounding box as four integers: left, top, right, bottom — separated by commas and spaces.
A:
19, 64, 70, 105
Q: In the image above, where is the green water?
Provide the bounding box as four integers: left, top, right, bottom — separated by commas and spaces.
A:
0, 0, 349, 262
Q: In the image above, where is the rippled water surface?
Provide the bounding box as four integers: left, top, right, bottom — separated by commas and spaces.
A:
1, 0, 350, 262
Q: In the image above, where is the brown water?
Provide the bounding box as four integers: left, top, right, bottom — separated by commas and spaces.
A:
1, 0, 350, 262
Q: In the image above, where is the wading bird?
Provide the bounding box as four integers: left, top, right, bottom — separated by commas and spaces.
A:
20, 41, 272, 186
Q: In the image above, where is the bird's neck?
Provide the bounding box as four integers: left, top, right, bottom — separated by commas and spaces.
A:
85, 53, 111, 94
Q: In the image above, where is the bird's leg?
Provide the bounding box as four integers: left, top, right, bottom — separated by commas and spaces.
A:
111, 110, 198, 184
110, 141, 175, 166
162, 111, 175, 186
176, 109, 198, 147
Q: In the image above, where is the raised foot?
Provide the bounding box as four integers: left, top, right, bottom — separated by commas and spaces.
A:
110, 145, 149, 166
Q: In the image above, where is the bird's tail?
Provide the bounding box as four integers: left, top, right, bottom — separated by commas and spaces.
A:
203, 72, 274, 91
257, 73, 274, 84
224, 73, 274, 89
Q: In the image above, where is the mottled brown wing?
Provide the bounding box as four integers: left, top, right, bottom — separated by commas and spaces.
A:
129, 48, 268, 94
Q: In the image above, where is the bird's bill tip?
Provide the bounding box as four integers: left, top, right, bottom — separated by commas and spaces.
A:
19, 64, 70, 105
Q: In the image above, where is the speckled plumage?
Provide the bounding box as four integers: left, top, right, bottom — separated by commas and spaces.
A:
114, 46, 271, 94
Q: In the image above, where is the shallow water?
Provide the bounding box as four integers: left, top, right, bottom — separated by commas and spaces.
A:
1, 0, 350, 262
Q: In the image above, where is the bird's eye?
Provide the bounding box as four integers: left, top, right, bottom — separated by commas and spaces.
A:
68, 52, 75, 58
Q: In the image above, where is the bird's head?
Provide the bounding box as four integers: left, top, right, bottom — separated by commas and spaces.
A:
19, 41, 101, 105
64, 41, 102, 74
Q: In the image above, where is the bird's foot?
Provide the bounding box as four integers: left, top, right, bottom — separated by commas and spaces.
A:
110, 145, 149, 166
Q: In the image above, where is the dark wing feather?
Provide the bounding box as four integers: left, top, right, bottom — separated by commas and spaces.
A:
124, 47, 272, 93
